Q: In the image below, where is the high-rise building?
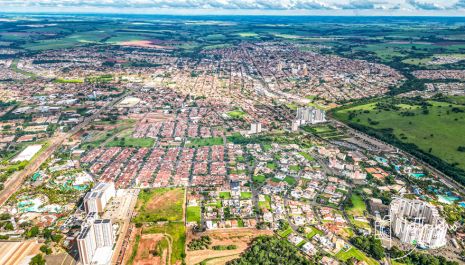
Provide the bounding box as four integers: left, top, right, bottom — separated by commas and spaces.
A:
295, 107, 326, 125
77, 226, 96, 265
83, 182, 116, 214
390, 198, 447, 249
94, 219, 115, 248
249, 122, 262, 134
77, 214, 115, 265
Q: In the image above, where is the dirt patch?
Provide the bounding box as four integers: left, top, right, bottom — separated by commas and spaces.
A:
124, 229, 169, 265
143, 189, 183, 212
186, 228, 273, 265
118, 40, 174, 49
134, 234, 167, 265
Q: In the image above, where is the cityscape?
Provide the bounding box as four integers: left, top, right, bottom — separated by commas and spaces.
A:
0, 2, 465, 265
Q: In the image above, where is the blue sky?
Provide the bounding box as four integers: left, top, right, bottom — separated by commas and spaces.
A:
1, 0, 465, 16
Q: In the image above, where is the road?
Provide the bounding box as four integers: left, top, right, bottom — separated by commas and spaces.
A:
0, 92, 130, 207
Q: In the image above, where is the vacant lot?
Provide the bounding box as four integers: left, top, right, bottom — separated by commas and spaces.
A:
186, 228, 273, 265
134, 188, 184, 223
143, 222, 186, 265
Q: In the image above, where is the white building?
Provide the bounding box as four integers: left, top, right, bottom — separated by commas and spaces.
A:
83, 182, 116, 214
77, 213, 115, 265
249, 122, 262, 134
296, 107, 326, 125
390, 198, 448, 249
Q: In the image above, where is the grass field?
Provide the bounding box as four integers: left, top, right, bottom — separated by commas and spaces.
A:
305, 226, 323, 239
240, 192, 252, 200
284, 176, 297, 186
335, 247, 379, 265
278, 227, 293, 238
252, 174, 266, 184
298, 151, 314, 161
227, 108, 246, 119
143, 222, 186, 265
105, 137, 154, 148
334, 99, 465, 171
258, 195, 271, 210
187, 206, 201, 224
219, 191, 231, 199
346, 194, 367, 216
134, 188, 184, 223
186, 137, 223, 147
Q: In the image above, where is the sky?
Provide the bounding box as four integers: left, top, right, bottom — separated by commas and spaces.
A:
1, 0, 465, 16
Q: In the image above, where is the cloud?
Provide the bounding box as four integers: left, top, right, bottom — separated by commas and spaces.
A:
1, 0, 464, 12
406, 0, 446, 10
454, 0, 465, 8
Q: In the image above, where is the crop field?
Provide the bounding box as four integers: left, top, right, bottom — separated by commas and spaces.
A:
334, 99, 465, 172
134, 188, 184, 223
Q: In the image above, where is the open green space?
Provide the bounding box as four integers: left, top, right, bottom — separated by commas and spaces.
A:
186, 137, 223, 147
284, 176, 297, 186
240, 192, 252, 200
305, 226, 323, 239
346, 194, 367, 216
186, 206, 201, 224
335, 247, 379, 265
105, 137, 154, 148
252, 174, 266, 184
277, 227, 293, 238
133, 188, 184, 223
219, 191, 231, 199
258, 195, 271, 210
298, 151, 314, 161
227, 108, 246, 120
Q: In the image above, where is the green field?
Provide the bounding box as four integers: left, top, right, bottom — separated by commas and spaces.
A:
346, 194, 367, 216
298, 151, 314, 161
105, 137, 154, 148
278, 227, 293, 238
305, 226, 323, 239
186, 206, 201, 224
284, 176, 297, 186
186, 137, 223, 147
334, 99, 465, 172
253, 174, 266, 184
133, 188, 184, 223
219, 191, 231, 199
227, 108, 246, 119
258, 195, 271, 210
240, 192, 252, 199
335, 247, 379, 265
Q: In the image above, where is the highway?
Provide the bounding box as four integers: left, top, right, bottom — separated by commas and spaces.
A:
0, 92, 130, 207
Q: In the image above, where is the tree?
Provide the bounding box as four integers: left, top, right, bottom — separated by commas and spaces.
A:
40, 245, 52, 255
29, 254, 46, 265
